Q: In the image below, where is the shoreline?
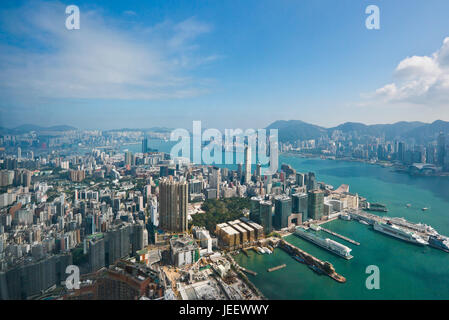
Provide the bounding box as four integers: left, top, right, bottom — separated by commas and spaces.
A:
281, 151, 449, 177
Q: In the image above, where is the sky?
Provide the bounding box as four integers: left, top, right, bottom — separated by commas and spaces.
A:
1, 0, 449, 130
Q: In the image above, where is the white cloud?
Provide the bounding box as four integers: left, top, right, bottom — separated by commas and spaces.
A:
372, 37, 449, 105
0, 1, 217, 101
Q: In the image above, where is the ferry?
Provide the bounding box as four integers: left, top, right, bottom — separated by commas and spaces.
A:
428, 235, 449, 253
295, 227, 353, 259
373, 221, 428, 246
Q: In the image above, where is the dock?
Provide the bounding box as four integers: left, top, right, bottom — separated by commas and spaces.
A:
320, 227, 360, 246
239, 266, 257, 276
277, 240, 346, 283
267, 264, 286, 272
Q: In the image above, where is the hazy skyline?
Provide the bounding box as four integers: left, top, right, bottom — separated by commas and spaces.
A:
2, 0, 449, 130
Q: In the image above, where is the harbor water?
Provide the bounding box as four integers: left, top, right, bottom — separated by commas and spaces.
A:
234, 154, 449, 299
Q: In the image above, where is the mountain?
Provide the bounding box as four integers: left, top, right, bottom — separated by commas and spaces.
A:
328, 121, 426, 139
266, 120, 449, 144
0, 124, 77, 134
403, 120, 449, 144
266, 120, 327, 143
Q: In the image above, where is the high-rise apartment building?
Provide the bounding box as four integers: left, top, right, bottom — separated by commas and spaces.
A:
244, 145, 251, 184
159, 179, 188, 233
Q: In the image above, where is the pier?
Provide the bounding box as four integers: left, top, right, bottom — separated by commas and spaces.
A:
239, 266, 257, 276
277, 239, 346, 283
320, 227, 360, 246
267, 264, 286, 272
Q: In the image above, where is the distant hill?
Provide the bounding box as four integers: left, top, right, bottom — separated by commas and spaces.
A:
266, 120, 327, 143
266, 120, 449, 144
0, 124, 77, 134
403, 120, 449, 144
106, 127, 172, 133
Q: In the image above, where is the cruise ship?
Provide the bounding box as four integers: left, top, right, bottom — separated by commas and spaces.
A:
373, 221, 428, 245
294, 227, 353, 259
428, 235, 449, 252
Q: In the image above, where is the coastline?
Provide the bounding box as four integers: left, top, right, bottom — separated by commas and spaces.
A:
280, 151, 449, 177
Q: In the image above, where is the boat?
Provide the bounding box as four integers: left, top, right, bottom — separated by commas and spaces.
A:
359, 220, 369, 225
388, 217, 437, 235
294, 227, 353, 259
428, 235, 449, 253
292, 255, 305, 264
373, 221, 428, 246
256, 247, 265, 254
308, 264, 324, 275
422, 207, 428, 211
406, 204, 411, 208
262, 247, 272, 254
340, 214, 351, 221
310, 224, 321, 231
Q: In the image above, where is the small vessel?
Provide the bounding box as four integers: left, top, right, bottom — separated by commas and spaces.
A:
308, 264, 324, 275
256, 247, 265, 254
310, 224, 321, 231
359, 220, 369, 225
292, 255, 305, 264
373, 221, 428, 246
340, 214, 351, 221
262, 247, 272, 254
422, 207, 428, 211
406, 204, 411, 208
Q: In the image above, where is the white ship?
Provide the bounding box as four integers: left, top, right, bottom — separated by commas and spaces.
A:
373, 221, 428, 245
388, 217, 437, 236
295, 227, 353, 259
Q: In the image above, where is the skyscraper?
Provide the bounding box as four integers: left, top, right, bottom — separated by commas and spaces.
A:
244, 145, 251, 184
142, 137, 149, 153
306, 172, 317, 191
209, 167, 221, 199
125, 151, 133, 167
260, 200, 273, 234
307, 190, 324, 220
273, 195, 292, 230
437, 132, 446, 166
159, 179, 189, 233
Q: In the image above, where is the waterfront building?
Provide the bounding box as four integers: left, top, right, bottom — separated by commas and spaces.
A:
307, 189, 324, 220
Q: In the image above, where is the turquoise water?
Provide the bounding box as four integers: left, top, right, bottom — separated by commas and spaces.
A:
234, 154, 449, 300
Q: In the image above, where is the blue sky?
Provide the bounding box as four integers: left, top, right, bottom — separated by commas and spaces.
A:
1, 0, 449, 130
